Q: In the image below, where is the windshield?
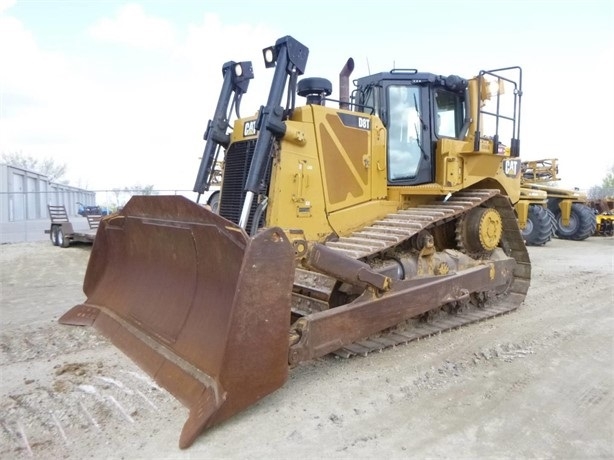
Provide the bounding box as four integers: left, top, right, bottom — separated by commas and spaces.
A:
387, 85, 422, 180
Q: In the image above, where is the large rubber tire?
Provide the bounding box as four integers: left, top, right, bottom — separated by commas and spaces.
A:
207, 192, 220, 214
522, 205, 553, 246
546, 208, 557, 239
554, 203, 597, 241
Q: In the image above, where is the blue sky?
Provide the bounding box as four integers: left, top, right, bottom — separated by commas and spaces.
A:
1, 0, 612, 191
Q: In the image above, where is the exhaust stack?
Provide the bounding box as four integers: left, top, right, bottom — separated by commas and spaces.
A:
339, 58, 355, 110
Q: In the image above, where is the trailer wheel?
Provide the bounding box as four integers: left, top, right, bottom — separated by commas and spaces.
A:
50, 225, 60, 246
57, 228, 71, 248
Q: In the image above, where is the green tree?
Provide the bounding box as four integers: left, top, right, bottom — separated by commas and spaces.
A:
588, 164, 614, 199
124, 184, 155, 195
1, 152, 67, 182
602, 164, 614, 188
110, 185, 156, 210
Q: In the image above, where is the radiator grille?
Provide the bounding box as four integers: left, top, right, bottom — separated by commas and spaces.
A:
219, 139, 271, 232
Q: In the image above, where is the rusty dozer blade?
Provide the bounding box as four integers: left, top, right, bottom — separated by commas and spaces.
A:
59, 195, 295, 448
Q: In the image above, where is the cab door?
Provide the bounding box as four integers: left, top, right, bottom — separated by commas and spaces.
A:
385, 84, 433, 185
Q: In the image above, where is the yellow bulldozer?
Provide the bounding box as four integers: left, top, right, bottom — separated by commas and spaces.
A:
521, 158, 597, 240
60, 36, 531, 448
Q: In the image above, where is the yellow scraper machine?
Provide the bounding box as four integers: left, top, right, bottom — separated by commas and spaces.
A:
521, 158, 597, 240
60, 36, 531, 448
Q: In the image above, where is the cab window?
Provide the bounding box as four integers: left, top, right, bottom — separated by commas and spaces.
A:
434, 90, 465, 138
387, 85, 421, 180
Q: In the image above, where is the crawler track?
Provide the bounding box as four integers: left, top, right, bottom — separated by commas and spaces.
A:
294, 189, 531, 358
332, 302, 517, 358
326, 190, 503, 258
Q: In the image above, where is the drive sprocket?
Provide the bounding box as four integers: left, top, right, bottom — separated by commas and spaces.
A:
456, 206, 503, 256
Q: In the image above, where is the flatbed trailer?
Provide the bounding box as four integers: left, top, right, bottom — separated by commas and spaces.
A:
45, 204, 101, 247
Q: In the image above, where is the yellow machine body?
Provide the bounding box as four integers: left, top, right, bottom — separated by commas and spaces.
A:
60, 36, 531, 449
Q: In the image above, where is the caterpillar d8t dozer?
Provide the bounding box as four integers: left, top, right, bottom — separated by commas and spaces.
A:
60, 36, 531, 449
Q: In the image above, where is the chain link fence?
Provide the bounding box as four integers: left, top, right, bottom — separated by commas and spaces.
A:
2, 186, 608, 245
1, 189, 201, 244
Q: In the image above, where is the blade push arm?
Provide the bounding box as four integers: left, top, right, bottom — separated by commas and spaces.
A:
238, 36, 309, 229
194, 61, 254, 201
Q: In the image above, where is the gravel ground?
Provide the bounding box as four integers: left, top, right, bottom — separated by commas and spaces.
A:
1, 236, 613, 459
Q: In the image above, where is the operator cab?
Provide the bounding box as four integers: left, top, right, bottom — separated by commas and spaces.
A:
353, 70, 468, 186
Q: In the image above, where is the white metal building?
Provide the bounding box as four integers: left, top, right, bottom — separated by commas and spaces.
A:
0, 163, 96, 223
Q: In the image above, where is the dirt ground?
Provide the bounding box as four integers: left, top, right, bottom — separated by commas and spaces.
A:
1, 236, 613, 459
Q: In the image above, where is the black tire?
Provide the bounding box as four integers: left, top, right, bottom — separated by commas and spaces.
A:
50, 225, 60, 246
554, 203, 597, 241
208, 192, 220, 214
57, 228, 71, 248
522, 205, 553, 246
545, 208, 557, 240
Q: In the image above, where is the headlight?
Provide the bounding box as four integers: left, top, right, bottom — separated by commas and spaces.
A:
262, 46, 276, 68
